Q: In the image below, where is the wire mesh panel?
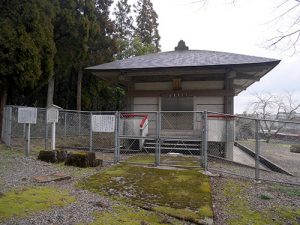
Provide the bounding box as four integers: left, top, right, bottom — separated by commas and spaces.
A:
30, 108, 47, 138
255, 119, 300, 184
90, 112, 116, 162
207, 113, 256, 180
1, 106, 11, 146
8, 106, 46, 152
159, 111, 202, 167
10, 106, 27, 150
55, 111, 90, 150
1, 105, 300, 184
118, 112, 157, 165
161, 111, 194, 131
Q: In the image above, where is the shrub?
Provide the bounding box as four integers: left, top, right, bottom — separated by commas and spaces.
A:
290, 145, 300, 153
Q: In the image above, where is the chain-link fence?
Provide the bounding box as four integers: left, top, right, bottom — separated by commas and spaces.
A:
1, 105, 300, 185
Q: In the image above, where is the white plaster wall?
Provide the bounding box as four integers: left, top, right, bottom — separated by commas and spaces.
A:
193, 97, 224, 131
133, 97, 159, 111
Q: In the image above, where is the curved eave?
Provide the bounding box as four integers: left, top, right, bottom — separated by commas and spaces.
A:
85, 60, 280, 74
86, 60, 280, 96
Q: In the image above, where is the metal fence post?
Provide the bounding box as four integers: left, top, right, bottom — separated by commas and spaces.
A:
200, 112, 204, 165
7, 106, 12, 147
64, 112, 67, 137
89, 112, 93, 152
255, 119, 260, 181
114, 111, 119, 163
201, 111, 208, 171
1, 106, 5, 142
25, 123, 30, 157
155, 111, 161, 166
117, 112, 121, 162
1, 106, 10, 146
44, 112, 48, 150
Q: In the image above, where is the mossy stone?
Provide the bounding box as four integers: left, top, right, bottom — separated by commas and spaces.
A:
56, 150, 67, 162
37, 151, 57, 163
65, 151, 101, 168
290, 145, 300, 153
37, 150, 67, 163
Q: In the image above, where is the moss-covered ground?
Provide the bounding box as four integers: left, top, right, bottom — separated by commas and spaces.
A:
222, 179, 300, 225
0, 186, 75, 222
78, 164, 213, 224
125, 154, 200, 167
2, 143, 299, 224
269, 183, 300, 196
89, 204, 184, 225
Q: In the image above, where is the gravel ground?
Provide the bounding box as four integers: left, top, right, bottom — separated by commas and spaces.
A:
239, 140, 300, 177
0, 147, 114, 225
1, 145, 299, 225
208, 152, 300, 185
211, 175, 300, 225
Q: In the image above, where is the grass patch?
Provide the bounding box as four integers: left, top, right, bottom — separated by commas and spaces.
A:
154, 206, 213, 224
223, 179, 300, 225
90, 204, 182, 225
0, 144, 21, 158
260, 193, 273, 200
78, 164, 213, 222
0, 186, 75, 222
126, 154, 200, 167
269, 184, 300, 196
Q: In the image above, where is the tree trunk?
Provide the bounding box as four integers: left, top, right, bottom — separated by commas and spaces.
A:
266, 135, 271, 143
76, 69, 83, 111
47, 76, 55, 107
0, 80, 8, 136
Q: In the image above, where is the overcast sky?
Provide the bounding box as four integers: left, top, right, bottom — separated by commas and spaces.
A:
147, 0, 300, 113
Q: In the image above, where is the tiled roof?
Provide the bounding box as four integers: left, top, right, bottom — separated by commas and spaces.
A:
86, 50, 279, 71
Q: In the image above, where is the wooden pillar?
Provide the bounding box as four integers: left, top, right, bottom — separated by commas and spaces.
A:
126, 83, 134, 111
224, 71, 235, 114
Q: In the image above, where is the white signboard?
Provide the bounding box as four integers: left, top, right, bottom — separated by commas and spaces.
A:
47, 108, 59, 123
18, 107, 37, 124
92, 115, 115, 132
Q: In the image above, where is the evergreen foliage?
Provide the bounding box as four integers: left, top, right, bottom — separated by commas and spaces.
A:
134, 0, 160, 52
0, 0, 160, 112
114, 0, 134, 40
0, 0, 56, 106
114, 0, 160, 59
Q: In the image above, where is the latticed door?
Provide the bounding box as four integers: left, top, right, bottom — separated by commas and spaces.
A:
161, 97, 193, 130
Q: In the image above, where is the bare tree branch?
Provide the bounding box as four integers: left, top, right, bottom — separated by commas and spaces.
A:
247, 92, 300, 143
194, 0, 300, 52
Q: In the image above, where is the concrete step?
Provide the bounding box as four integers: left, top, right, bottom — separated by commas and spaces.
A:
145, 139, 201, 145
143, 138, 201, 155
144, 146, 200, 151
144, 142, 200, 147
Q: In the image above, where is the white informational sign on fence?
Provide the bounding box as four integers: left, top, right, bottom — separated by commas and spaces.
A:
17, 107, 37, 124
47, 108, 59, 123
92, 115, 115, 132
